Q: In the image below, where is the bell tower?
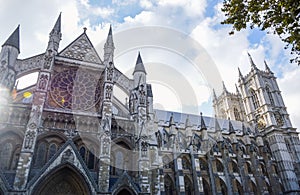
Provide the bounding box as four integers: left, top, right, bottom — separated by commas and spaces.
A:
238, 53, 300, 193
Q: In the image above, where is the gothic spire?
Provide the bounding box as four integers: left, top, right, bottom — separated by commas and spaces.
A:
104, 24, 115, 62
247, 52, 257, 70
52, 12, 61, 34
200, 112, 207, 130
47, 13, 62, 54
264, 60, 273, 74
235, 84, 240, 95
222, 81, 228, 94
238, 67, 243, 79
133, 52, 147, 74
3, 25, 20, 53
212, 88, 217, 101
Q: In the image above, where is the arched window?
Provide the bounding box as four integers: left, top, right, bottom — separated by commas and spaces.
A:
216, 159, 224, 172
199, 158, 208, 171
182, 157, 191, 170
79, 146, 86, 162
232, 161, 239, 173
0, 142, 13, 170
35, 142, 47, 168
234, 108, 241, 121
48, 143, 57, 161
250, 89, 259, 109
184, 176, 193, 195
164, 175, 176, 195
266, 86, 275, 106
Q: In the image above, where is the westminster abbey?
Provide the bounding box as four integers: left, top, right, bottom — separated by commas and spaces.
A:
0, 14, 300, 195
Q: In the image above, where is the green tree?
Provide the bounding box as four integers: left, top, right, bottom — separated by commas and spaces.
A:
221, 0, 300, 65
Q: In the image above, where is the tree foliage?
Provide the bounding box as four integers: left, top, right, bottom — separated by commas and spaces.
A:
221, 0, 300, 65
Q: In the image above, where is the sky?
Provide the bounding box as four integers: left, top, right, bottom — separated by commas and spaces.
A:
0, 0, 299, 129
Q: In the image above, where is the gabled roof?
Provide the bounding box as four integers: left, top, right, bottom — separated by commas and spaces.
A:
59, 32, 103, 64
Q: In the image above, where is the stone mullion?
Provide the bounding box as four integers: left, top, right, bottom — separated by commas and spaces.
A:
13, 70, 51, 190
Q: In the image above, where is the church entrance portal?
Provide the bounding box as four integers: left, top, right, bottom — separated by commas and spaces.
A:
32, 165, 91, 195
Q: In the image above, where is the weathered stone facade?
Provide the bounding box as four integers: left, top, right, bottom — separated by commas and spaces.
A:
0, 14, 299, 195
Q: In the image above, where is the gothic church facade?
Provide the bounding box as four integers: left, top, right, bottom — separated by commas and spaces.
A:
0, 14, 300, 195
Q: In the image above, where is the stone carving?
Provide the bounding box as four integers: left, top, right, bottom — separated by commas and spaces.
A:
106, 62, 114, 81
61, 149, 74, 163
101, 133, 110, 155
24, 130, 36, 149
38, 74, 49, 90
141, 140, 149, 157
43, 51, 53, 69
105, 85, 113, 100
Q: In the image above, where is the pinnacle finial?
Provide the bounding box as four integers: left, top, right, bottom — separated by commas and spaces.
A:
108, 24, 112, 35
238, 67, 243, 78
3, 25, 20, 53
222, 81, 228, 93
212, 88, 217, 100
247, 52, 257, 70
235, 84, 240, 94
133, 52, 147, 74
264, 60, 273, 73
52, 13, 61, 34
200, 112, 207, 130
83, 27, 87, 33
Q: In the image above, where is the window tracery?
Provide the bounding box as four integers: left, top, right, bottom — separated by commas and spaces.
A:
250, 89, 259, 109
50, 68, 101, 110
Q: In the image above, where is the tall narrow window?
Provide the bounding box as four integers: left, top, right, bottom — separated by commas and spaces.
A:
250, 89, 259, 109
266, 86, 275, 106
35, 142, 47, 168
48, 143, 57, 161
88, 148, 95, 169
0, 142, 13, 170
234, 108, 241, 121
79, 146, 86, 162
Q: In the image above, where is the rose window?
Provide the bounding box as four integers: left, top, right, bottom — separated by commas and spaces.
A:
50, 69, 101, 110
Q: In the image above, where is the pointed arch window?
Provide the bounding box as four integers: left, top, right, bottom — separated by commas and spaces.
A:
234, 108, 241, 121
79, 146, 86, 162
250, 89, 259, 109
266, 86, 275, 106
48, 143, 57, 161
88, 148, 95, 170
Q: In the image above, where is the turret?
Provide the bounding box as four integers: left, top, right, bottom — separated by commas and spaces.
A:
0, 25, 20, 92
104, 25, 114, 62
133, 52, 146, 87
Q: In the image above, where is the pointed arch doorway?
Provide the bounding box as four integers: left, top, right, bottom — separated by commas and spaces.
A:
32, 164, 91, 195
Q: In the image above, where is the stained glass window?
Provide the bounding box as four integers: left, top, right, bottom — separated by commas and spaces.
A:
50, 68, 101, 110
